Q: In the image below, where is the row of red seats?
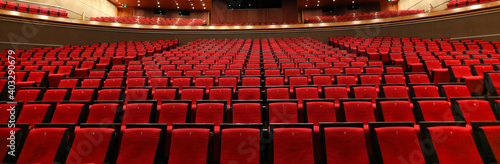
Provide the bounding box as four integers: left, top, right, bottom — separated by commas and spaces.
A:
447, 0, 497, 9
9, 84, 500, 124
212, 22, 300, 26
3, 37, 500, 163
330, 36, 500, 95
89, 16, 207, 26
0, 0, 67, 17
304, 10, 425, 23
3, 121, 498, 163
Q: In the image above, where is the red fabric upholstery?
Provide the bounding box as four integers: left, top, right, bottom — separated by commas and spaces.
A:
158, 103, 189, 124
65, 128, 115, 164
268, 102, 298, 123
343, 101, 376, 124
122, 103, 153, 124
266, 87, 290, 100
455, 100, 497, 123
375, 127, 424, 164
87, 103, 119, 123
17, 128, 68, 164
195, 103, 225, 125
379, 101, 415, 123
323, 127, 369, 163
273, 128, 315, 164
17, 104, 52, 127
480, 126, 500, 161
417, 100, 454, 121
427, 126, 483, 164
168, 128, 210, 164
412, 85, 440, 98
232, 103, 261, 123
51, 104, 84, 123
237, 88, 261, 100
220, 128, 260, 164
116, 128, 161, 164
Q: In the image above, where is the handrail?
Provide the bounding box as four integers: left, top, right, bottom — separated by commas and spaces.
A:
435, 1, 451, 9
407, 0, 425, 10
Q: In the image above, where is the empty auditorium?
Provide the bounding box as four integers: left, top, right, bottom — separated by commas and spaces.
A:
1, 0, 500, 163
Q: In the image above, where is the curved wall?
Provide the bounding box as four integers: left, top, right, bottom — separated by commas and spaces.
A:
1, 1, 500, 50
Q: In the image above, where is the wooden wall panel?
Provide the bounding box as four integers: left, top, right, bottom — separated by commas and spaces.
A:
117, 7, 135, 17
211, 0, 298, 24
302, 2, 381, 19
134, 8, 209, 21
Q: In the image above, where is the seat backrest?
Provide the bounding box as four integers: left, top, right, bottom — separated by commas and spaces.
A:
426, 126, 483, 163
42, 89, 69, 101
323, 86, 348, 103
382, 85, 409, 98
304, 101, 336, 124
342, 101, 375, 123
97, 89, 123, 101
322, 127, 369, 163
440, 85, 471, 100
17, 128, 69, 164
478, 126, 500, 163
272, 128, 314, 164
266, 87, 290, 100
15, 89, 42, 102
126, 88, 150, 101
51, 103, 85, 124
180, 88, 205, 102
415, 100, 454, 121
66, 128, 116, 164
352, 86, 378, 100
209, 88, 232, 103
195, 102, 225, 125
378, 101, 415, 123
407, 74, 430, 84
153, 88, 178, 101
158, 102, 190, 124
383, 74, 406, 84
268, 102, 298, 123
81, 78, 102, 87
265, 76, 285, 86
411, 85, 440, 98
453, 99, 497, 124
237, 88, 261, 100
374, 127, 424, 163
17, 104, 53, 127
168, 128, 210, 164
241, 76, 261, 86
116, 128, 162, 164
232, 102, 262, 123
220, 128, 261, 164
122, 103, 154, 124
195, 77, 215, 88
87, 103, 120, 123
103, 78, 124, 87
295, 87, 319, 102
